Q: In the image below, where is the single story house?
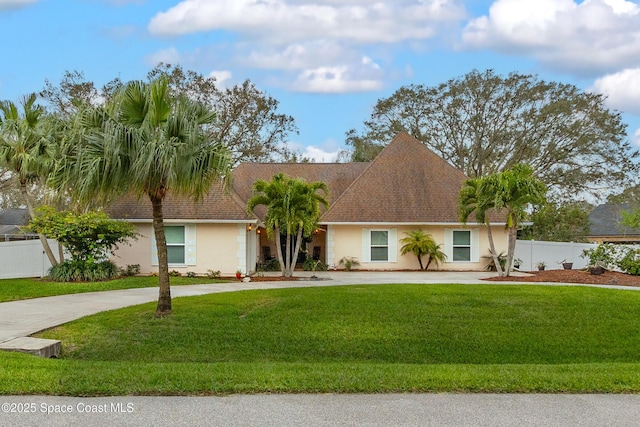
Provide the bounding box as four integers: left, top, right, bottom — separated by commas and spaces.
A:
587, 203, 640, 244
0, 208, 36, 241
107, 132, 509, 274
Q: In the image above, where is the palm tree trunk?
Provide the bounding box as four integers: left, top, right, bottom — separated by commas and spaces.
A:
486, 223, 505, 277
150, 194, 172, 316
284, 231, 292, 277
505, 226, 518, 277
289, 226, 305, 277
417, 255, 424, 270
274, 227, 286, 276
21, 183, 58, 266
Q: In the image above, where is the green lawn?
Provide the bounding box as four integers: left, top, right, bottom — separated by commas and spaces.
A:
0, 276, 226, 303
2, 284, 640, 395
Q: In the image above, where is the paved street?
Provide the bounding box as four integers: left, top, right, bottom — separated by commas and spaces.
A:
2, 393, 640, 427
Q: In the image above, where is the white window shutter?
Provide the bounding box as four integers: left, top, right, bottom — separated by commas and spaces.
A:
471, 228, 480, 262
361, 228, 371, 262
388, 228, 398, 262
444, 228, 453, 261
186, 224, 197, 266
151, 231, 158, 266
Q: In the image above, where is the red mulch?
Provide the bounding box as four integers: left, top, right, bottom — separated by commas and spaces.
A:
484, 269, 640, 287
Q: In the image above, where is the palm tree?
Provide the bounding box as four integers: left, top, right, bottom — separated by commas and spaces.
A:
460, 164, 546, 277
400, 230, 447, 270
0, 93, 59, 265
56, 78, 230, 316
248, 173, 328, 277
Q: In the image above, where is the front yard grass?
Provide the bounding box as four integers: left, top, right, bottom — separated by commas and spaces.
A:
2, 284, 640, 395
0, 276, 226, 303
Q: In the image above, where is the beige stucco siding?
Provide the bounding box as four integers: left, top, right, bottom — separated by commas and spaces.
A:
327, 224, 509, 271
111, 222, 247, 276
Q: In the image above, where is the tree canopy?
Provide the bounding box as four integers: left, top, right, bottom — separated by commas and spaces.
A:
55, 77, 230, 315
41, 64, 299, 166
345, 69, 638, 200
520, 201, 592, 242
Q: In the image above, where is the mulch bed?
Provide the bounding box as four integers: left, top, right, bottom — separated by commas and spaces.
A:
484, 269, 640, 287
228, 269, 640, 287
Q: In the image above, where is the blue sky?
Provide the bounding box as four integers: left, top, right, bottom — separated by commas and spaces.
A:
1, 0, 640, 161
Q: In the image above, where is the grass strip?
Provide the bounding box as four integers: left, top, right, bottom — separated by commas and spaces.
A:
0, 276, 227, 302
1, 351, 640, 395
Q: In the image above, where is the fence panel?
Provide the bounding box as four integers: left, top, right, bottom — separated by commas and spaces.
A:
514, 240, 598, 271
0, 239, 60, 279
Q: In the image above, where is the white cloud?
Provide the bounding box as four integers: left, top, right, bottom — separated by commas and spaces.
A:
208, 70, 232, 89
590, 68, 640, 115
302, 145, 340, 162
462, 0, 640, 75
0, 0, 36, 10
148, 0, 465, 44
634, 128, 640, 147
145, 47, 181, 67
146, 1, 467, 94
291, 64, 382, 93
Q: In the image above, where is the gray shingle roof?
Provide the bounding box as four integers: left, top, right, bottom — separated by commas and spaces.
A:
588, 203, 640, 237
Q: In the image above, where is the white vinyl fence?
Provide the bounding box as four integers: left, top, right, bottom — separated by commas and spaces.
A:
514, 240, 598, 271
0, 239, 61, 279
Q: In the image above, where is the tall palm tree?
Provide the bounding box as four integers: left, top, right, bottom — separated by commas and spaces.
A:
248, 173, 328, 277
400, 230, 447, 270
57, 78, 230, 316
460, 164, 546, 277
0, 93, 58, 265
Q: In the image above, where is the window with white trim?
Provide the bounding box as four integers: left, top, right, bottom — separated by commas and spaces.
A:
452, 230, 471, 261
152, 224, 197, 266
361, 228, 397, 263
444, 228, 480, 263
370, 230, 389, 261
165, 226, 186, 264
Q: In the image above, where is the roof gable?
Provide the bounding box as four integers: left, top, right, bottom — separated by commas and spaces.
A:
321, 132, 468, 223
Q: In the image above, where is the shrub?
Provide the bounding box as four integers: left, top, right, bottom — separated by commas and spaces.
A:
338, 256, 360, 271
303, 258, 328, 271
120, 264, 140, 277
169, 270, 182, 277
617, 248, 640, 276
206, 269, 221, 279
186, 271, 197, 278
581, 244, 618, 268
483, 251, 507, 271
258, 258, 281, 272
49, 260, 119, 282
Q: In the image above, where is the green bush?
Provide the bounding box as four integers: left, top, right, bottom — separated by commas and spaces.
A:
258, 258, 281, 272
49, 260, 119, 282
120, 264, 140, 277
186, 271, 197, 278
169, 270, 182, 277
303, 258, 328, 271
206, 269, 221, 279
483, 251, 507, 271
617, 249, 640, 276
581, 244, 617, 268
